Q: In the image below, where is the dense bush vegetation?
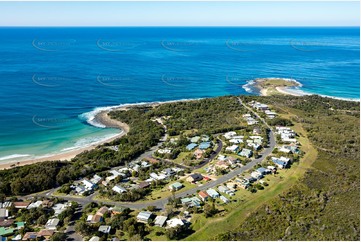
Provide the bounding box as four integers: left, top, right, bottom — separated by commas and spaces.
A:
216, 95, 360, 241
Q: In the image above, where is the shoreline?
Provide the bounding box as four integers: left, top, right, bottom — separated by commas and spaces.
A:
0, 111, 130, 170
0, 98, 199, 170
0, 92, 358, 170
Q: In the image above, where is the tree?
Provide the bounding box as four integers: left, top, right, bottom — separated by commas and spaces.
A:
51, 232, 67, 241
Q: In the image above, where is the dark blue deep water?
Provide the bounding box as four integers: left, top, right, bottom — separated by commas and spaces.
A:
0, 27, 359, 161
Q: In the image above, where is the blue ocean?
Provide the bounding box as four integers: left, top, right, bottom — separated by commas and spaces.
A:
0, 27, 359, 162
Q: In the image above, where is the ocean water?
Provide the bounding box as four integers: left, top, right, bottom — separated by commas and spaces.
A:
0, 27, 359, 162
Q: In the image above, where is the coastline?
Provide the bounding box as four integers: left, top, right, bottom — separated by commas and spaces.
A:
0, 98, 199, 170
0, 110, 130, 170
1, 91, 358, 170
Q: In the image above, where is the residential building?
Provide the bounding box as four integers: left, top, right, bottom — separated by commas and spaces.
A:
169, 182, 183, 191
154, 216, 168, 227
198, 191, 209, 201
239, 148, 253, 158
220, 195, 230, 203
167, 218, 184, 228
226, 145, 239, 153
206, 189, 219, 199
112, 185, 127, 194
199, 142, 211, 150
98, 226, 111, 234
194, 149, 204, 159
137, 211, 153, 223
0, 209, 8, 219
45, 218, 59, 230
186, 173, 203, 183
186, 143, 198, 151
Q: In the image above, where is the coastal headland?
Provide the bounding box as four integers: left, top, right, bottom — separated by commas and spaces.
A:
252, 78, 303, 96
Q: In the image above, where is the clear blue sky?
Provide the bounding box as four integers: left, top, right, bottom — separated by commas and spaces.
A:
0, 1, 359, 26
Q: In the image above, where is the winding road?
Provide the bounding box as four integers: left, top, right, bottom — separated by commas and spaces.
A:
26, 97, 276, 210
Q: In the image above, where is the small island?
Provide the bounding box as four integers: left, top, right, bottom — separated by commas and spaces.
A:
252, 78, 303, 96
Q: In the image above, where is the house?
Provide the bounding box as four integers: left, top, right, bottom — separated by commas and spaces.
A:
223, 131, 237, 140
37, 229, 54, 240
109, 207, 124, 216
86, 215, 94, 223
0, 209, 8, 219
162, 168, 176, 177
256, 167, 269, 175
251, 171, 263, 180
271, 157, 290, 169
206, 189, 219, 199
112, 185, 127, 194
154, 216, 168, 227
52, 203, 68, 216
13, 202, 30, 209
220, 195, 230, 203
198, 191, 209, 201
239, 148, 253, 158
138, 181, 150, 189
27, 201, 43, 210
45, 218, 59, 230
22, 232, 37, 241
0, 227, 14, 237
157, 148, 172, 154
217, 185, 229, 194
248, 142, 261, 150
181, 197, 201, 207
98, 225, 111, 234
167, 218, 184, 228
89, 236, 100, 241
244, 175, 256, 183
199, 142, 211, 150
137, 211, 153, 223
229, 138, 243, 144
190, 136, 201, 143
201, 135, 210, 142
0, 220, 14, 227
150, 172, 167, 180
169, 182, 183, 191
90, 174, 102, 184
82, 179, 96, 190
186, 143, 198, 151
90, 214, 103, 224
236, 179, 249, 189
226, 145, 239, 153
194, 149, 204, 159
186, 173, 203, 183
96, 206, 109, 217
215, 160, 229, 169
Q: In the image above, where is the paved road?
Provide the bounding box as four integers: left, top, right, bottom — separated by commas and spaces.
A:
26, 97, 275, 210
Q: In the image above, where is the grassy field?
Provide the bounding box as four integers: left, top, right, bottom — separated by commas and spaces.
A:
185, 103, 318, 240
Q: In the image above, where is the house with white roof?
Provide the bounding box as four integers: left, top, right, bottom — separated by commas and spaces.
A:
226, 145, 239, 153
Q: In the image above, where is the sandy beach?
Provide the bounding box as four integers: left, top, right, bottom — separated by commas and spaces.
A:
0, 99, 198, 170
0, 110, 130, 170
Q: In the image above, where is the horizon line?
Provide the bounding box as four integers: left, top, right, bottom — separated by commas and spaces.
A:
0, 25, 359, 28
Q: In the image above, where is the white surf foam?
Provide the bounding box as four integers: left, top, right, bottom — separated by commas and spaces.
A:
0, 154, 32, 161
